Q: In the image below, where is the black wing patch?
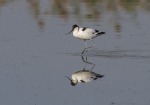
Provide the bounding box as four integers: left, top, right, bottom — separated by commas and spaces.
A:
82, 27, 87, 31
95, 30, 99, 32
91, 77, 98, 80
94, 78, 98, 80
80, 80, 85, 83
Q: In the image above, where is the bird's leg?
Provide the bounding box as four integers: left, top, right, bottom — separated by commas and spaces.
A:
82, 40, 88, 55
91, 40, 95, 47
82, 48, 87, 55
87, 39, 95, 48
82, 40, 96, 55
90, 63, 95, 71
81, 54, 95, 71
81, 55, 87, 70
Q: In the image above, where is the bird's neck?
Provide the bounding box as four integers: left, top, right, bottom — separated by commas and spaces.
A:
73, 28, 80, 37
74, 27, 79, 32
72, 79, 78, 84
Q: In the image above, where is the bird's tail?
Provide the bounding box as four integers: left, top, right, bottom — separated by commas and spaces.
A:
98, 32, 105, 36
96, 74, 104, 78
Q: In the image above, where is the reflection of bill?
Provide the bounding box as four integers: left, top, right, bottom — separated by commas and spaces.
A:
65, 55, 104, 86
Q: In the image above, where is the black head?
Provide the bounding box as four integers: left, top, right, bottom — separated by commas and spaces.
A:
65, 76, 77, 86
72, 24, 78, 29
66, 24, 79, 35
70, 81, 77, 86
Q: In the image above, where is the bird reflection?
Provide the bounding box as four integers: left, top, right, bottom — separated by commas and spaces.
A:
65, 55, 104, 86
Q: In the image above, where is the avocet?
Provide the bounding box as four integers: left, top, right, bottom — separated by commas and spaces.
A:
67, 24, 105, 54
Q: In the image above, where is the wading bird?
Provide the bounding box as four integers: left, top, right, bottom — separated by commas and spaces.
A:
66, 24, 105, 54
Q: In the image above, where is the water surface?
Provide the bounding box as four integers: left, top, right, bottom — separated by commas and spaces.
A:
0, 0, 150, 105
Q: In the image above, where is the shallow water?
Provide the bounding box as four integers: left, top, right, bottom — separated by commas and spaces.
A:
0, 0, 150, 105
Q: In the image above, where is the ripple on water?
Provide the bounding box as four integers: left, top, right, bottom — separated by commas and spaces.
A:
64, 48, 150, 59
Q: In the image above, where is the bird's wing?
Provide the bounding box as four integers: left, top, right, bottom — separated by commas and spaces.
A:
86, 28, 95, 33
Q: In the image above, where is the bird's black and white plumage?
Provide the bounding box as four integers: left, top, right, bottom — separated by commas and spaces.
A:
67, 24, 105, 54
65, 70, 104, 86
67, 24, 105, 40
